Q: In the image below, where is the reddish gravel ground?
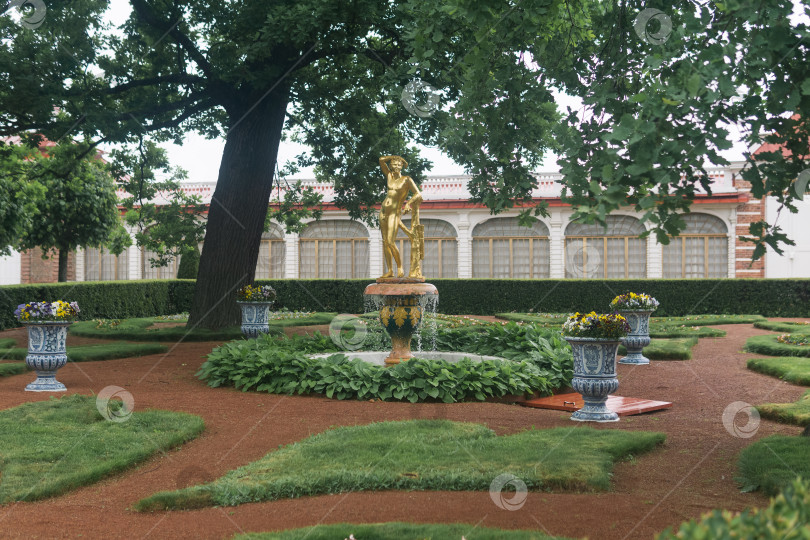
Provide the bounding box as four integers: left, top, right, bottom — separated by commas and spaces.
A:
0, 318, 807, 540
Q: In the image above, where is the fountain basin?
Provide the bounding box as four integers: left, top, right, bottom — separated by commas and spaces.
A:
309, 351, 506, 367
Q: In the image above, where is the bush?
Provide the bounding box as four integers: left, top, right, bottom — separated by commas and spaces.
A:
658, 477, 810, 539
0, 280, 196, 331
176, 246, 200, 279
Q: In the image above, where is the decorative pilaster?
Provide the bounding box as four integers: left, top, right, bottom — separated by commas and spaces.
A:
457, 214, 471, 278
285, 232, 299, 278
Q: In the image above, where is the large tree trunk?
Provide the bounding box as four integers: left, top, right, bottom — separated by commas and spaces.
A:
57, 249, 68, 282
188, 91, 288, 329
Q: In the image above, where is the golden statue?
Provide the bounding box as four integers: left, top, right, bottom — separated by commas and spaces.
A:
378, 155, 424, 279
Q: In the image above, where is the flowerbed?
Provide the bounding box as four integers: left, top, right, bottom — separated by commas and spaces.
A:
198, 323, 573, 402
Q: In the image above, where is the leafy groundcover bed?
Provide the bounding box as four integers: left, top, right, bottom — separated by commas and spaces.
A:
136, 419, 664, 511
198, 323, 573, 402
0, 394, 204, 503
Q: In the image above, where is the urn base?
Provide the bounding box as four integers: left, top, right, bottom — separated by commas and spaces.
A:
25, 373, 67, 392
571, 400, 619, 422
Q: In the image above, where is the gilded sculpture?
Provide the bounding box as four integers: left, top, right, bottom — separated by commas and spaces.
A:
378, 155, 425, 279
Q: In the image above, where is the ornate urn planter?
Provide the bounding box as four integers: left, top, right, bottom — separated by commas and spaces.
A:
237, 302, 273, 338
364, 280, 438, 366
618, 310, 655, 365
564, 337, 620, 422
23, 321, 72, 392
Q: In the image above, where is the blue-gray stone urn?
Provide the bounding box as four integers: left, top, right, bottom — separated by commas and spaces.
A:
618, 310, 655, 365
564, 337, 620, 422
24, 321, 72, 392
237, 302, 273, 338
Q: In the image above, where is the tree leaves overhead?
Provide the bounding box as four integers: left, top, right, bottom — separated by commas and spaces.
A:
1, 0, 808, 256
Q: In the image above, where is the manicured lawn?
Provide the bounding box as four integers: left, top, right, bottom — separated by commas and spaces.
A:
235, 523, 569, 540
618, 337, 698, 360
136, 420, 664, 511
753, 320, 810, 333
747, 357, 810, 386
756, 389, 810, 426
0, 338, 15, 349
737, 435, 810, 496
0, 362, 26, 377
68, 312, 337, 341
744, 335, 810, 357
0, 342, 168, 362
69, 317, 251, 341
648, 326, 725, 338
495, 313, 764, 327
0, 394, 204, 503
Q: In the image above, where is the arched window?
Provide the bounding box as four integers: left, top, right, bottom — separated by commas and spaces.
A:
395, 219, 458, 278
472, 218, 550, 278
256, 223, 286, 279
299, 220, 369, 278
85, 247, 128, 281
141, 248, 178, 279
662, 213, 728, 278
565, 216, 647, 278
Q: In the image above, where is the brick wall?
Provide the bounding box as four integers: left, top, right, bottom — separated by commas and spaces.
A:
20, 248, 76, 283
733, 176, 766, 278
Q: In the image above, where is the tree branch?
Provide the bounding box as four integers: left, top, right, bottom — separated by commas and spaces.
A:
128, 0, 215, 79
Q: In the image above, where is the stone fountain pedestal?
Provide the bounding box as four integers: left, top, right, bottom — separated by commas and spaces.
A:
364, 277, 438, 366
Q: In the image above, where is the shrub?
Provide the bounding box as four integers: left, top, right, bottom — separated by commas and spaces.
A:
658, 477, 810, 539
176, 247, 200, 279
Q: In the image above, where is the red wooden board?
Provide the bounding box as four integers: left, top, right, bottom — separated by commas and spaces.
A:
520, 393, 672, 417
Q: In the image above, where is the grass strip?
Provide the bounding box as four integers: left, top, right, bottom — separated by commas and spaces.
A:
68, 313, 336, 342
753, 320, 810, 333
69, 318, 248, 341
648, 326, 725, 338
736, 435, 810, 496
0, 342, 169, 362
747, 357, 810, 386
756, 389, 810, 426
496, 313, 764, 326
0, 394, 204, 503
235, 523, 569, 540
0, 362, 26, 377
0, 338, 15, 349
744, 335, 810, 357
618, 337, 698, 360
136, 420, 664, 511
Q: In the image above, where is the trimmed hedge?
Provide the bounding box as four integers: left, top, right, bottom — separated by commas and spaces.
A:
252, 278, 810, 317
0, 280, 195, 331
3, 278, 809, 331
